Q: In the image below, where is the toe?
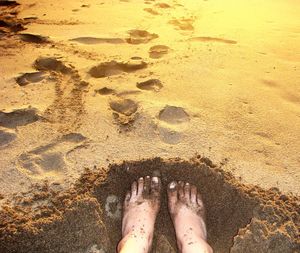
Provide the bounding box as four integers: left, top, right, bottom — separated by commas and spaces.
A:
178, 181, 185, 200
167, 181, 178, 207
191, 185, 197, 203
151, 176, 161, 197
144, 176, 151, 195
131, 181, 138, 197
124, 190, 131, 205
137, 177, 144, 196
184, 182, 191, 201
197, 193, 204, 209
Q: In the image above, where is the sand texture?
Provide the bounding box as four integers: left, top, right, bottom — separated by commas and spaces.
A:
0, 0, 300, 252
0, 158, 299, 252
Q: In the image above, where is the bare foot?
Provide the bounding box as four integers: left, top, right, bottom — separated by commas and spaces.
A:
118, 176, 161, 253
168, 181, 213, 253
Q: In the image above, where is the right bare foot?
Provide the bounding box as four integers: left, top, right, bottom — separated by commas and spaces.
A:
167, 181, 213, 253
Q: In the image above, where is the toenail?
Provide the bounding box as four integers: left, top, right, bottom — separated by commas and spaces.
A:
152, 177, 159, 183
186, 183, 190, 186
146, 176, 150, 179
139, 177, 143, 180
169, 181, 176, 189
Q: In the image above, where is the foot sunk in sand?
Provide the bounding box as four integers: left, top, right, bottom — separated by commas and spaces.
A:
168, 181, 213, 253
118, 176, 161, 253
118, 177, 212, 253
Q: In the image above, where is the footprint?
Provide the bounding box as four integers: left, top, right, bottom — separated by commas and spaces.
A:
281, 92, 300, 105
16, 71, 47, 86
149, 45, 170, 59
18, 33, 50, 44
126, 29, 158, 44
158, 105, 189, 124
17, 132, 87, 178
0, 19, 25, 32
18, 152, 66, 176
169, 18, 194, 31
144, 8, 160, 15
89, 59, 147, 78
60, 132, 87, 143
0, 1, 19, 7
34, 57, 73, 74
260, 79, 299, 105
155, 3, 171, 8
0, 129, 16, 147
0, 29, 6, 38
158, 126, 182, 144
136, 79, 163, 91
109, 98, 138, 116
95, 87, 116, 95
117, 90, 141, 96
189, 36, 237, 44
261, 79, 278, 88
105, 195, 122, 220
70, 37, 125, 44
0, 108, 39, 128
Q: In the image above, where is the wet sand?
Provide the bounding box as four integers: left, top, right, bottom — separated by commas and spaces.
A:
0, 157, 299, 252
0, 0, 300, 252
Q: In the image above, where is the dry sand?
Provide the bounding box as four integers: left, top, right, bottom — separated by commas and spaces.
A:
0, 0, 299, 252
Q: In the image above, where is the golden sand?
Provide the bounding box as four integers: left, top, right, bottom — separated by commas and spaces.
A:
0, 0, 299, 252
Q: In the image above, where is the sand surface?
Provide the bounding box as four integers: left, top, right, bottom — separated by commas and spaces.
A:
0, 0, 299, 252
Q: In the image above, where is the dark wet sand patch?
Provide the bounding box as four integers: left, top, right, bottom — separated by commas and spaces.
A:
89, 59, 147, 78
0, 108, 39, 128
16, 71, 47, 86
189, 36, 237, 44
70, 37, 125, 44
0, 157, 298, 253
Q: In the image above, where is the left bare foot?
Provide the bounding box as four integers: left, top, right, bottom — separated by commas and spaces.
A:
117, 176, 161, 253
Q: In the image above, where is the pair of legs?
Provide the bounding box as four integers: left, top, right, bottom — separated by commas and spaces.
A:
117, 176, 213, 253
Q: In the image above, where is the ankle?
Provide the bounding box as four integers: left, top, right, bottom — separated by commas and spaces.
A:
179, 238, 213, 253
118, 233, 151, 253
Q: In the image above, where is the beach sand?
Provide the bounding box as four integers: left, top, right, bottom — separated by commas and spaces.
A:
0, 0, 299, 252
